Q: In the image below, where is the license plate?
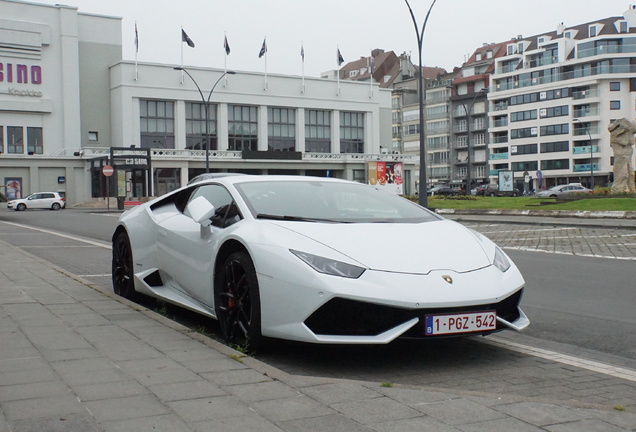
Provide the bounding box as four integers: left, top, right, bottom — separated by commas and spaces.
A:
425, 311, 497, 336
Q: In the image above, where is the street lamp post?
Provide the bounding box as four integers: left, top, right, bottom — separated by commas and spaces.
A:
404, 0, 437, 208
174, 67, 236, 173
573, 118, 594, 189
460, 88, 486, 194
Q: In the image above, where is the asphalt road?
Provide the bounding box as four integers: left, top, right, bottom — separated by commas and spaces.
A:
1, 207, 635, 372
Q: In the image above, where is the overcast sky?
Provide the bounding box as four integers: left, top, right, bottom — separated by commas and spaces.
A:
34, 0, 634, 77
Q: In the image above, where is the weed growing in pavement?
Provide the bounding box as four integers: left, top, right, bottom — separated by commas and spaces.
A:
614, 404, 625, 411
381, 381, 393, 388
194, 325, 214, 338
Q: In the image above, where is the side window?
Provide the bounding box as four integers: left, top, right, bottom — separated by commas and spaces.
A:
30, 194, 41, 200
42, 193, 54, 199
186, 184, 242, 228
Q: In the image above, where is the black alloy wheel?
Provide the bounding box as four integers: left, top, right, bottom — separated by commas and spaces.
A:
17, 203, 26, 211
216, 251, 262, 350
51, 203, 61, 210
112, 232, 136, 299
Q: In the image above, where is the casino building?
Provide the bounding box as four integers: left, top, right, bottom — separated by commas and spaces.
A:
0, 0, 410, 205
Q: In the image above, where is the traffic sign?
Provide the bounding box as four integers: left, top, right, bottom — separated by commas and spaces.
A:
102, 165, 114, 176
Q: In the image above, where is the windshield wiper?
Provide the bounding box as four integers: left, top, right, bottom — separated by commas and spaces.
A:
256, 214, 345, 223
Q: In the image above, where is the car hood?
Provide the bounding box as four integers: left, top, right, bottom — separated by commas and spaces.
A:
273, 219, 492, 274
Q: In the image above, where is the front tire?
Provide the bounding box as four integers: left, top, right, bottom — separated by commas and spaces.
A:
16, 203, 26, 211
216, 251, 262, 350
112, 231, 136, 299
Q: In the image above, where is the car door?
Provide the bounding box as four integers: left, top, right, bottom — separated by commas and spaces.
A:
28, 193, 46, 209
156, 184, 242, 309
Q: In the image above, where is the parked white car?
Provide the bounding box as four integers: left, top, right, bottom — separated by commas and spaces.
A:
537, 183, 592, 198
7, 192, 66, 211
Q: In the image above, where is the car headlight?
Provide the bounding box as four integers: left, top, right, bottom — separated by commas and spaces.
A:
290, 250, 365, 279
493, 247, 511, 272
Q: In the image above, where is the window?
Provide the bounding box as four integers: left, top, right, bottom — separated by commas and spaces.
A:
540, 124, 569, 136
0, 126, 3, 153
510, 109, 537, 122
541, 159, 569, 170
541, 141, 569, 153
140, 100, 175, 149
340, 112, 364, 153
27, 127, 43, 154
610, 101, 621, 110
7, 126, 23, 154
511, 161, 538, 171
511, 144, 537, 155
610, 82, 621, 91
228, 105, 258, 151
186, 102, 217, 151
305, 110, 331, 153
511, 127, 538, 139
539, 105, 569, 118
186, 184, 241, 228
267, 108, 296, 152
402, 124, 420, 135
88, 131, 98, 142
589, 26, 597, 37
507, 45, 514, 55
620, 21, 628, 33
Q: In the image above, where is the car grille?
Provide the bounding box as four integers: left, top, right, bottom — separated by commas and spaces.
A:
303, 289, 524, 339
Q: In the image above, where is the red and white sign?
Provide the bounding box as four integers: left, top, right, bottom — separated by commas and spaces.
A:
102, 165, 114, 177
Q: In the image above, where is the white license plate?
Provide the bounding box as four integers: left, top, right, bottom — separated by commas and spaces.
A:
425, 311, 497, 336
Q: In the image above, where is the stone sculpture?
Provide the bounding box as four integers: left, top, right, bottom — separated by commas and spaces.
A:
607, 118, 636, 193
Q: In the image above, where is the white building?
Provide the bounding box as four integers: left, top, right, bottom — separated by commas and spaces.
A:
488, 9, 636, 190
1, 0, 413, 205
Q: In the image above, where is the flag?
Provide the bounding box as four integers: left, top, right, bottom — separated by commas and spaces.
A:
181, 29, 195, 48
134, 22, 139, 53
224, 35, 230, 55
301, 43, 304, 61
337, 48, 344, 66
258, 38, 267, 58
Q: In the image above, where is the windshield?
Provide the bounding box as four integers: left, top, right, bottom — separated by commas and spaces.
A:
235, 180, 440, 223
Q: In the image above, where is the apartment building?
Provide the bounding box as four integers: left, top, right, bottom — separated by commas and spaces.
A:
488, 7, 636, 191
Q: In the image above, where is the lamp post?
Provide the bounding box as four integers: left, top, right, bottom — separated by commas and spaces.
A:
174, 67, 236, 173
460, 88, 486, 194
573, 118, 594, 189
404, 0, 437, 208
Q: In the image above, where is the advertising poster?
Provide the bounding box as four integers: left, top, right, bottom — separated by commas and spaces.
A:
4, 178, 22, 199
367, 162, 403, 194
498, 170, 514, 192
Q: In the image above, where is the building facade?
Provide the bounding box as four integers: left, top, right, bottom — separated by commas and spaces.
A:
1, 0, 414, 206
488, 9, 636, 191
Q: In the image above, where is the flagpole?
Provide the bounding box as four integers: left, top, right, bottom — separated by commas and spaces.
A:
180, 27, 184, 84
224, 32, 228, 87
369, 49, 373, 98
336, 45, 341, 96
134, 22, 138, 80
264, 37, 268, 91
301, 41, 305, 93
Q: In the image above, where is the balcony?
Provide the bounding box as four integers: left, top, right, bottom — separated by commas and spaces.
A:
489, 153, 509, 160
572, 107, 599, 118
572, 145, 600, 154
572, 89, 599, 100
573, 163, 600, 172
578, 44, 636, 59
491, 135, 509, 144
573, 127, 600, 136
491, 119, 508, 128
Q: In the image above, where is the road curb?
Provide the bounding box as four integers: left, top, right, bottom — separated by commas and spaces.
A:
436, 208, 636, 219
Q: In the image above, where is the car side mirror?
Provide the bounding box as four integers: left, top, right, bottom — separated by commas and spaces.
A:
186, 196, 216, 227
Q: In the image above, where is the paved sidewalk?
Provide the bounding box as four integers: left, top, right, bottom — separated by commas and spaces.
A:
1, 241, 635, 431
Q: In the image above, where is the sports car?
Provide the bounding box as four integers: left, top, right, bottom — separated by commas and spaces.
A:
112, 175, 529, 348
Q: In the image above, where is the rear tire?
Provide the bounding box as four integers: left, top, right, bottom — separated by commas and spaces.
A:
51, 203, 61, 210
112, 231, 136, 299
216, 251, 262, 350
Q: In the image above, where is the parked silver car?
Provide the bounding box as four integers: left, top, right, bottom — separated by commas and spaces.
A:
536, 183, 592, 198
7, 192, 66, 211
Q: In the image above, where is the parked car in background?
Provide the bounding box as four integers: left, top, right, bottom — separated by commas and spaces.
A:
475, 185, 520, 197
427, 186, 455, 196
536, 183, 592, 198
7, 192, 66, 211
